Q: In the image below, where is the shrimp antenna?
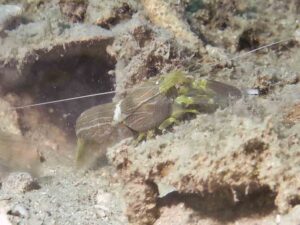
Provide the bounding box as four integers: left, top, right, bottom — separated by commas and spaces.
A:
12, 90, 117, 110
229, 38, 292, 61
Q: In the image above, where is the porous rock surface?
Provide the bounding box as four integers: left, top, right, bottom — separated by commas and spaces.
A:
110, 14, 194, 100
1, 172, 39, 194
0, 22, 113, 89
107, 83, 300, 224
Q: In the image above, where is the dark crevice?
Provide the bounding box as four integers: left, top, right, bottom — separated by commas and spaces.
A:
289, 196, 300, 208
96, 3, 134, 29
1, 39, 116, 137
158, 185, 276, 222
237, 28, 260, 51
19, 55, 114, 135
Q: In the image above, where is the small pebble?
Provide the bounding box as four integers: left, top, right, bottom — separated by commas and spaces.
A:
295, 29, 300, 42
246, 88, 260, 95
157, 182, 176, 198
95, 190, 115, 219
96, 190, 114, 206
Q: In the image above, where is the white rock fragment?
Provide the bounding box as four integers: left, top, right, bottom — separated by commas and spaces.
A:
157, 182, 176, 198
246, 88, 260, 95
113, 100, 123, 123
95, 190, 116, 219
279, 205, 300, 224
96, 190, 114, 208
275, 214, 281, 224
294, 29, 300, 43
0, 5, 23, 32
0, 99, 21, 135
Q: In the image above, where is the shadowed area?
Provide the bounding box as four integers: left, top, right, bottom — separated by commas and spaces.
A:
158, 185, 276, 222
1, 39, 116, 137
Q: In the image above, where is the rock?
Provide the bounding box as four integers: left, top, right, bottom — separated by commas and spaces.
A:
141, 0, 202, 50
59, 0, 88, 23
279, 205, 300, 224
284, 103, 300, 124
95, 190, 115, 219
0, 23, 114, 90
2, 172, 40, 194
109, 15, 193, 100
124, 179, 159, 225
0, 99, 20, 135
96, 190, 114, 206
85, 0, 136, 26
0, 5, 23, 32
154, 203, 193, 225
108, 109, 300, 223
7, 205, 29, 218
156, 182, 176, 198
295, 29, 300, 43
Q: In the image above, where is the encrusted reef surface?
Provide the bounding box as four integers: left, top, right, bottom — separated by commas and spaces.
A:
107, 0, 300, 224
108, 92, 300, 224
0, 0, 299, 225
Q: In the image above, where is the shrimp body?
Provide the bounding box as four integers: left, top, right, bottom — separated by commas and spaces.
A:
75, 70, 242, 166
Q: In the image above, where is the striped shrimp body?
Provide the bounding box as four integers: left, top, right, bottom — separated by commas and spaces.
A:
75, 70, 242, 166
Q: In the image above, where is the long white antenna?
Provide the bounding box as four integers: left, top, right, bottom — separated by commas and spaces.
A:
12, 85, 155, 110
12, 90, 116, 110
10, 38, 293, 110
229, 38, 292, 61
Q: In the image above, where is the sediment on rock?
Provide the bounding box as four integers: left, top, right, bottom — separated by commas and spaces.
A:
108, 100, 300, 224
